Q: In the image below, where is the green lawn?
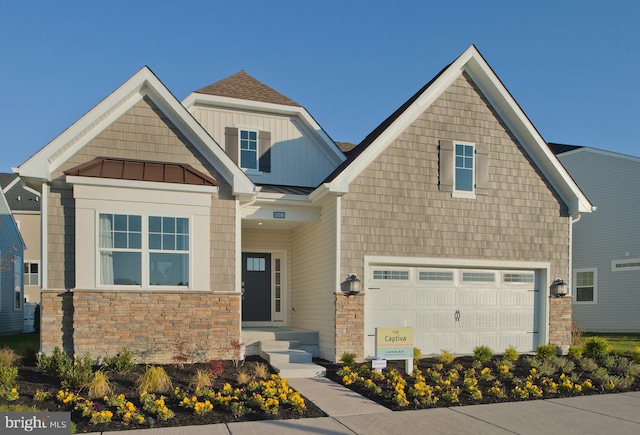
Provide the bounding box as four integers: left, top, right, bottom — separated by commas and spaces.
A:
0, 332, 39, 357
583, 332, 640, 355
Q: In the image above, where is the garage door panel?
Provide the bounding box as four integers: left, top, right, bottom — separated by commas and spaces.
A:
365, 266, 540, 358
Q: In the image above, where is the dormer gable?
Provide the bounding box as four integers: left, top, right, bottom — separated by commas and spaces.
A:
183, 71, 345, 188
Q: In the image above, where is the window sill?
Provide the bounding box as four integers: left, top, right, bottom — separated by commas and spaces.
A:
452, 191, 476, 199
243, 169, 263, 176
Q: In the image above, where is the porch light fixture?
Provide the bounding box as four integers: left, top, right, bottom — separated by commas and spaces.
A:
345, 274, 361, 296
551, 279, 568, 297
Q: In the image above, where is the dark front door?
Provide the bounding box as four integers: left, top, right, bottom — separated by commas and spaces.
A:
242, 252, 272, 321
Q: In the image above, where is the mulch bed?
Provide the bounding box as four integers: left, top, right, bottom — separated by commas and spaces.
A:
9, 356, 327, 433
317, 356, 640, 410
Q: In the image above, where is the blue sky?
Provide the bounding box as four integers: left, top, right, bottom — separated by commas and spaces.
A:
1, 1, 638, 172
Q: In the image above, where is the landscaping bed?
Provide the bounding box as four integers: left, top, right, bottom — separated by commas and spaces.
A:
319, 346, 640, 411
1, 354, 326, 433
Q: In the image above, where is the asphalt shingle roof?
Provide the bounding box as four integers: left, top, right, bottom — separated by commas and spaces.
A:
195, 71, 301, 107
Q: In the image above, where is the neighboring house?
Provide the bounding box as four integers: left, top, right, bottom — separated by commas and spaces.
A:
550, 144, 640, 332
17, 46, 592, 364
1, 173, 41, 303
0, 185, 25, 335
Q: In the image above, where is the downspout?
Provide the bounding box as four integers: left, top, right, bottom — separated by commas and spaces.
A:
568, 214, 582, 295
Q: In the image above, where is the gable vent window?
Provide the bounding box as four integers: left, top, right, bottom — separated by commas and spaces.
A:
462, 271, 495, 282
373, 270, 409, 280
612, 259, 640, 271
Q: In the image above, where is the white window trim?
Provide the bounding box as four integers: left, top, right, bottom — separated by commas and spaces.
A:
574, 268, 597, 304
97, 213, 191, 290
238, 127, 260, 172
24, 261, 40, 287
452, 141, 476, 199
14, 255, 23, 311
72, 183, 211, 291
612, 259, 640, 272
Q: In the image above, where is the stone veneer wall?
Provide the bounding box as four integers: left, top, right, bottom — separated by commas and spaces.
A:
335, 293, 364, 361
40, 290, 240, 363
549, 296, 572, 354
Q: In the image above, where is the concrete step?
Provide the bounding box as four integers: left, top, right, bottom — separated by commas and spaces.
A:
271, 361, 326, 378
259, 340, 301, 352
261, 349, 313, 364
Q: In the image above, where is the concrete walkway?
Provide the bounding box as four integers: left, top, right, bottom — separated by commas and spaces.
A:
89, 380, 640, 435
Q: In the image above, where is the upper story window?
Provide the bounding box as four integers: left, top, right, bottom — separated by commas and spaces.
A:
574, 269, 596, 303
99, 213, 189, 287
240, 130, 258, 170
439, 140, 488, 198
455, 143, 474, 192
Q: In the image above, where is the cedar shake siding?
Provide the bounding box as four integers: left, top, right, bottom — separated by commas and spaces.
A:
42, 97, 239, 360
341, 73, 569, 285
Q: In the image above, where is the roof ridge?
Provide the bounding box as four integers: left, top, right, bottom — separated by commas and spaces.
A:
195, 71, 301, 107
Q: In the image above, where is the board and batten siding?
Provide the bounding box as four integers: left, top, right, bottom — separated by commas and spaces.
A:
0, 191, 24, 334
46, 97, 236, 292
558, 150, 640, 332
341, 73, 569, 284
191, 106, 337, 187
291, 198, 339, 360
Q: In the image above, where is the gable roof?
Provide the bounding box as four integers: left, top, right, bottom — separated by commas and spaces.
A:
64, 157, 220, 186
551, 143, 640, 164
183, 74, 346, 166
316, 45, 593, 215
548, 143, 584, 155
196, 70, 301, 107
17, 67, 255, 197
0, 187, 26, 251
0, 173, 40, 212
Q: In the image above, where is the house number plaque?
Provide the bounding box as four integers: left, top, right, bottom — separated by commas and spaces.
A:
273, 211, 286, 219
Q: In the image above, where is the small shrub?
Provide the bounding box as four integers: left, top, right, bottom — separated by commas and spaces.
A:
437, 349, 455, 364
87, 370, 113, 399
235, 370, 251, 385
632, 346, 640, 363
502, 346, 519, 362
583, 336, 611, 359
136, 366, 172, 394
103, 348, 135, 373
494, 359, 514, 371
0, 347, 21, 367
555, 357, 575, 374
189, 369, 212, 390
209, 360, 226, 378
252, 362, 270, 379
578, 357, 599, 372
36, 347, 72, 378
567, 345, 583, 359
60, 353, 94, 390
413, 347, 422, 360
0, 365, 18, 390
535, 344, 557, 360
339, 352, 357, 367
472, 345, 493, 364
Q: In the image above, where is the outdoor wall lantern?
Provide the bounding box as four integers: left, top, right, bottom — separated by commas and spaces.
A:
551, 278, 568, 297
344, 274, 361, 296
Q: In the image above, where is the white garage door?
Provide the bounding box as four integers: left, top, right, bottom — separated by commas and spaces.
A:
364, 266, 540, 358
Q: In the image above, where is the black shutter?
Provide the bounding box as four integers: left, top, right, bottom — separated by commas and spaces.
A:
259, 131, 271, 173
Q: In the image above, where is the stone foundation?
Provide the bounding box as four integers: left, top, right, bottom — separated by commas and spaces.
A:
40, 289, 241, 363
549, 296, 572, 354
335, 293, 365, 362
